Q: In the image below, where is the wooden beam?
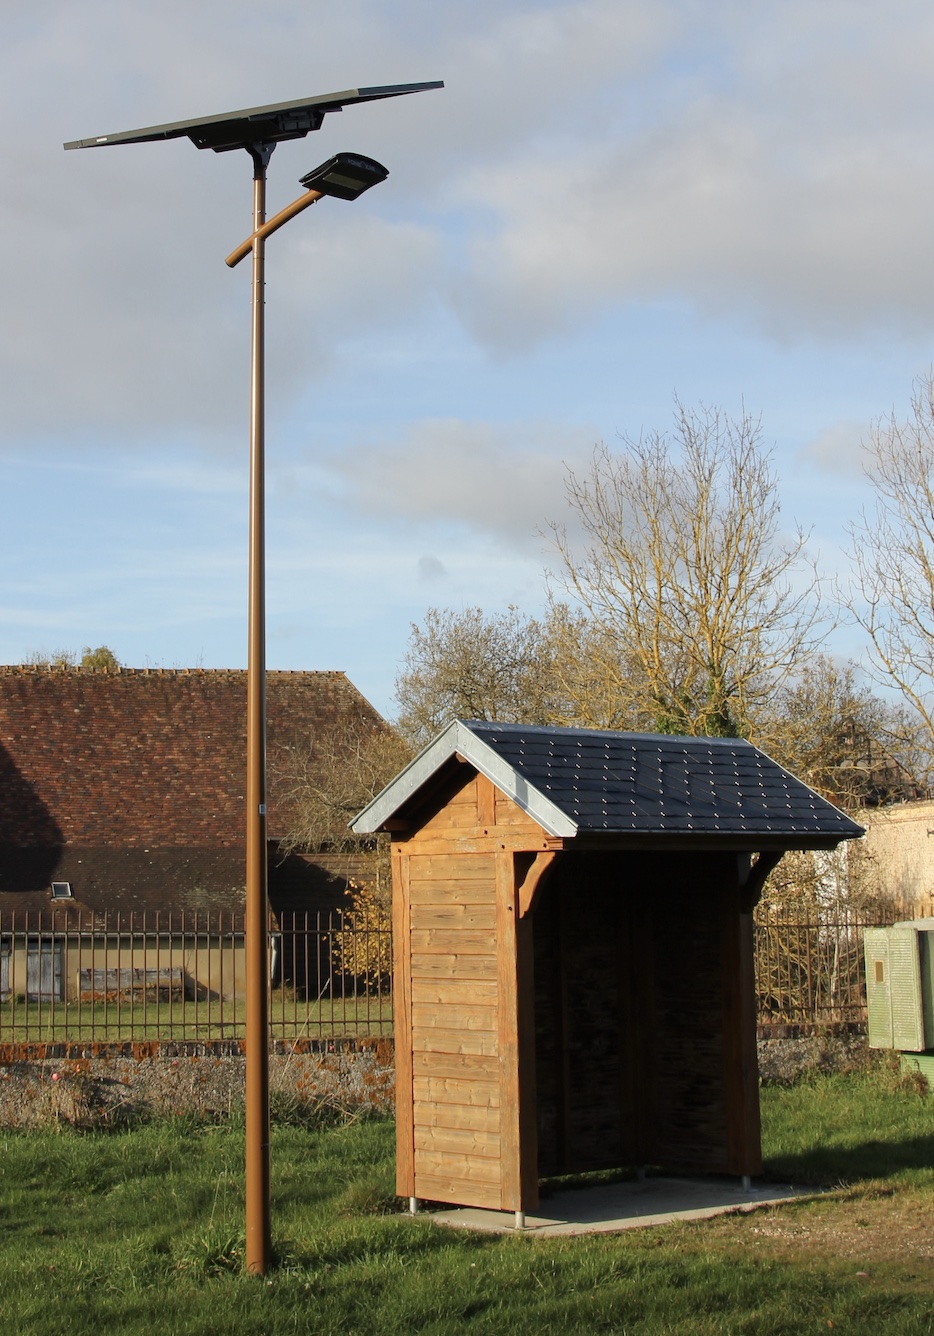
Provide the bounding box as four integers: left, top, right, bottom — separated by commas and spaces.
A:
391, 834, 563, 857
476, 772, 496, 830
720, 870, 763, 1178
515, 904, 540, 1209
555, 876, 572, 1170
495, 848, 520, 1211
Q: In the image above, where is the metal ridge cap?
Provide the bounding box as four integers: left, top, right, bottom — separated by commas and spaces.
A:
462, 719, 758, 748
351, 718, 463, 833
352, 718, 578, 837
455, 721, 578, 838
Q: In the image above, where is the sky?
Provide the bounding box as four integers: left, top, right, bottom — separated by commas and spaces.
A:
4, 1, 934, 719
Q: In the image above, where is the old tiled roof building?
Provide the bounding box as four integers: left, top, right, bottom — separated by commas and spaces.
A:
0, 666, 385, 920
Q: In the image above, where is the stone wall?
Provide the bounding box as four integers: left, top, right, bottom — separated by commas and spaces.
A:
0, 1039, 394, 1129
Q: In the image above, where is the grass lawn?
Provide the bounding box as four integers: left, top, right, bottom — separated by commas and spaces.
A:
0, 995, 392, 1044
0, 1061, 930, 1334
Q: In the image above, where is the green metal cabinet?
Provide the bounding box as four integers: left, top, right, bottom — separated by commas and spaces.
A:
865, 920, 934, 1052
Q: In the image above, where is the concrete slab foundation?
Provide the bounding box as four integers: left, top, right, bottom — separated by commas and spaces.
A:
424, 1177, 819, 1237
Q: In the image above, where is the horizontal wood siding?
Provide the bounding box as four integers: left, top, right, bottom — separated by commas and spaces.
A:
405, 800, 502, 1208
414, 1079, 501, 1110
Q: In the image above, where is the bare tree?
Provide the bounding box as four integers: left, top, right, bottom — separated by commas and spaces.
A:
758, 655, 922, 809
276, 714, 412, 871
549, 401, 823, 737
395, 605, 568, 747
396, 603, 657, 746
846, 373, 934, 781
541, 603, 662, 731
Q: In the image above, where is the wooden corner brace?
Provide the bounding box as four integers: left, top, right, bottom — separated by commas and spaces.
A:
516, 850, 557, 917
739, 850, 784, 913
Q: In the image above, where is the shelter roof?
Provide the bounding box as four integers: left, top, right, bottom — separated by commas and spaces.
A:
353, 719, 865, 848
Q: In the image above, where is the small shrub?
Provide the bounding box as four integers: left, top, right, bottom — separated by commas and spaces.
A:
329, 882, 392, 990
868, 1049, 930, 1098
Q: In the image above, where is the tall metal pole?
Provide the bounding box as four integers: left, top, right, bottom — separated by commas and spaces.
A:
245, 142, 273, 1278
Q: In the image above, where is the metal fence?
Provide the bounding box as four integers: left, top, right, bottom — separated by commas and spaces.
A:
0, 909, 392, 1046
0, 905, 896, 1045
753, 905, 901, 1030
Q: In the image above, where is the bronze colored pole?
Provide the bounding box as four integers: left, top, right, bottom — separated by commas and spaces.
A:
226, 188, 323, 269
245, 144, 272, 1278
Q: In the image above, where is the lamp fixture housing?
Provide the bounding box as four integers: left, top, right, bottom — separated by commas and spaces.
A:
299, 152, 388, 200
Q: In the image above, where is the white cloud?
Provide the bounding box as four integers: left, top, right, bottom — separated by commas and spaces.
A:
327, 417, 596, 550
799, 422, 867, 474
6, 1, 934, 451
448, 2, 934, 349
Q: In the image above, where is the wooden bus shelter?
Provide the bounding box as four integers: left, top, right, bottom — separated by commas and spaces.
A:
353, 720, 863, 1223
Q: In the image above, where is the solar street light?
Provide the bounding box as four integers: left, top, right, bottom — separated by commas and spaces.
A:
65, 80, 442, 1278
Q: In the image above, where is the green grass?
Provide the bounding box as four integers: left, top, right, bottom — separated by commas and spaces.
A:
0, 1062, 930, 1334
0, 994, 392, 1044
760, 1055, 934, 1186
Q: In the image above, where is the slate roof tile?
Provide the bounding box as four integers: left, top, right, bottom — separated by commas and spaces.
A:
465, 721, 861, 839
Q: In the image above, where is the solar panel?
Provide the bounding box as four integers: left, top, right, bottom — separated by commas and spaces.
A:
64, 82, 443, 153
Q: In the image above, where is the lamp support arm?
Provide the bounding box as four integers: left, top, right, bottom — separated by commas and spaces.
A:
226, 188, 324, 268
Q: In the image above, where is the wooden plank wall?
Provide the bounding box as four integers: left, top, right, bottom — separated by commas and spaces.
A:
394, 772, 546, 1211
395, 774, 497, 1213
408, 843, 500, 1208
650, 868, 730, 1170
534, 856, 634, 1174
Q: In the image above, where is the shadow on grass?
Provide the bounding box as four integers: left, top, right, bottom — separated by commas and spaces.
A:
765, 1132, 934, 1185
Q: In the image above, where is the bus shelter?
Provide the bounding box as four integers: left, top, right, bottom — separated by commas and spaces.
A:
353, 720, 863, 1221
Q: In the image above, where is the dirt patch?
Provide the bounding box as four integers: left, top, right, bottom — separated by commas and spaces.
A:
698, 1185, 934, 1284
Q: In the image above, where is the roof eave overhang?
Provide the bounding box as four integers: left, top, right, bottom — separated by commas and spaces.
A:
562, 831, 861, 853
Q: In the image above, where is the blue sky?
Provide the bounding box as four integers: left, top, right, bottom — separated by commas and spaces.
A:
4, 1, 934, 718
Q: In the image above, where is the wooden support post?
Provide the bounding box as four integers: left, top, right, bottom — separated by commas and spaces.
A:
495, 849, 539, 1213
554, 874, 572, 1170
619, 892, 657, 1169
392, 849, 416, 1199
721, 870, 762, 1178
515, 861, 540, 1208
